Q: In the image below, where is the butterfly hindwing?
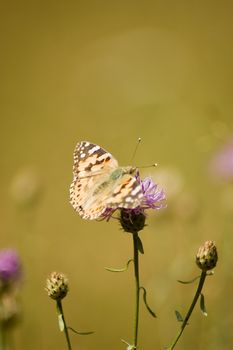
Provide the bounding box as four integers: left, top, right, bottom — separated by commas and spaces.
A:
106, 174, 143, 209
70, 179, 107, 219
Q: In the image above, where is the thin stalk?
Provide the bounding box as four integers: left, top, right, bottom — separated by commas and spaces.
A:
0, 324, 5, 350
132, 232, 140, 348
56, 300, 72, 350
167, 271, 207, 350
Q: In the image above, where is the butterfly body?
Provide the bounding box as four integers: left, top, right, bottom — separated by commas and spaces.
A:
70, 142, 143, 220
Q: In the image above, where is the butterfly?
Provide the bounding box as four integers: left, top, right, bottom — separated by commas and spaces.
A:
69, 141, 144, 220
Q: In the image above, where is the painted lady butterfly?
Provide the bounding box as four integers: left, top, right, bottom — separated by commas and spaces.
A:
69, 141, 144, 220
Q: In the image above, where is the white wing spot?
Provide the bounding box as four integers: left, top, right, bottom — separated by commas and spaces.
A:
131, 186, 141, 196
98, 153, 110, 161
80, 153, 85, 158
126, 196, 133, 203
88, 145, 100, 154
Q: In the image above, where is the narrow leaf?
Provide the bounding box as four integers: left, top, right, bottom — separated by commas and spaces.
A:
140, 287, 157, 318
207, 270, 214, 276
58, 314, 64, 332
105, 259, 133, 272
200, 293, 208, 316
127, 345, 135, 350
137, 235, 144, 254
68, 327, 94, 335
177, 275, 201, 284
121, 339, 136, 349
175, 310, 184, 322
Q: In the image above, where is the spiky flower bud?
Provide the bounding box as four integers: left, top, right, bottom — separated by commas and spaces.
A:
120, 209, 146, 234
196, 241, 218, 271
46, 272, 68, 301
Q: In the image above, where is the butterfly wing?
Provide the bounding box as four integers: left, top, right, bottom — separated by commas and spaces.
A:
72, 141, 118, 178
70, 177, 108, 219
105, 173, 143, 209
70, 172, 143, 220
70, 141, 119, 219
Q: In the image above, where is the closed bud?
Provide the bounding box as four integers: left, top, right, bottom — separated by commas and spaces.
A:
46, 272, 68, 301
196, 240, 218, 271
120, 209, 146, 234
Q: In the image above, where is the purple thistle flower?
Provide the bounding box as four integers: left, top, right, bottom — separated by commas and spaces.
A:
139, 176, 166, 210
0, 249, 21, 284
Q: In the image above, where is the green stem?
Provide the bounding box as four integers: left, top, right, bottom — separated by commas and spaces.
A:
133, 233, 140, 349
167, 271, 207, 350
0, 324, 5, 350
0, 324, 11, 350
56, 300, 72, 350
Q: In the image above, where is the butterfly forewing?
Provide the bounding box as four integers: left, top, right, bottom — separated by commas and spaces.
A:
70, 141, 143, 220
73, 141, 118, 178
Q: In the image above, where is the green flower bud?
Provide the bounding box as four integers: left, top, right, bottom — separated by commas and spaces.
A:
46, 272, 68, 301
196, 241, 218, 271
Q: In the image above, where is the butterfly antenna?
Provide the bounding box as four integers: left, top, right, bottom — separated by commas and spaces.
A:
138, 163, 158, 169
131, 137, 142, 164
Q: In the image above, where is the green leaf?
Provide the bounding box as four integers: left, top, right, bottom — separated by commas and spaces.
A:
175, 310, 184, 322
121, 339, 136, 349
207, 270, 214, 276
126, 345, 135, 350
200, 293, 207, 316
136, 235, 144, 254
58, 314, 64, 332
105, 259, 133, 272
68, 327, 94, 335
140, 286, 157, 318
177, 275, 201, 284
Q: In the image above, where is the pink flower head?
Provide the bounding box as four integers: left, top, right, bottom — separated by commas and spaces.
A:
0, 249, 21, 284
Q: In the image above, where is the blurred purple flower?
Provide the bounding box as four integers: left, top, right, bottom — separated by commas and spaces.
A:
101, 173, 166, 220
0, 250, 21, 284
209, 137, 233, 180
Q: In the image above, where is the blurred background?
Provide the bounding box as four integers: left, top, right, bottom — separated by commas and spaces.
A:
1, 1, 233, 349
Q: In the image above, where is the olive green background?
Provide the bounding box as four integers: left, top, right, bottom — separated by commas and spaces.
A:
1, 1, 233, 349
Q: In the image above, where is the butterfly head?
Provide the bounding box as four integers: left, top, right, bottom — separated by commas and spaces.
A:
123, 166, 137, 175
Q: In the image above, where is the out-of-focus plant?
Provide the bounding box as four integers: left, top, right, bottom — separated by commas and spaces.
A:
209, 135, 233, 181
0, 249, 22, 350
9, 167, 42, 209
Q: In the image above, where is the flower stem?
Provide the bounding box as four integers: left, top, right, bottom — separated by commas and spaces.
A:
0, 324, 5, 350
167, 271, 207, 350
132, 232, 140, 349
56, 300, 72, 350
